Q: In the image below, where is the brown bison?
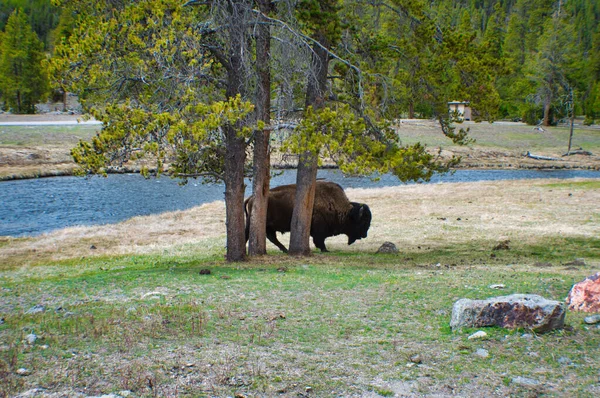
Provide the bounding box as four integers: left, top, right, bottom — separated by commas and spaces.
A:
245, 181, 372, 252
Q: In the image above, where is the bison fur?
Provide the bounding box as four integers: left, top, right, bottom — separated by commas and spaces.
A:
245, 181, 371, 253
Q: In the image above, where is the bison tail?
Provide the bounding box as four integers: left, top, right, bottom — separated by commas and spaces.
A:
244, 196, 252, 243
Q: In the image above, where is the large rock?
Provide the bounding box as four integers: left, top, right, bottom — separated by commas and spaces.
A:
566, 272, 600, 313
450, 294, 565, 333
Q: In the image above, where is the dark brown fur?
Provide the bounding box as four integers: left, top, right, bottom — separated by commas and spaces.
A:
245, 181, 371, 252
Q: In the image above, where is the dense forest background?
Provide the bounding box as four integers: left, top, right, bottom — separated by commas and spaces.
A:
0, 0, 599, 124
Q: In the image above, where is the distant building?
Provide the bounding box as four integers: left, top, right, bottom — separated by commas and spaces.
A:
448, 101, 471, 121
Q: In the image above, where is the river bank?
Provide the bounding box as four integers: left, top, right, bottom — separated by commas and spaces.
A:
1, 115, 599, 181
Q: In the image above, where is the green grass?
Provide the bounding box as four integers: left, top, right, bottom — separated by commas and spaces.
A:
0, 124, 99, 146
1, 239, 599, 397
398, 121, 600, 154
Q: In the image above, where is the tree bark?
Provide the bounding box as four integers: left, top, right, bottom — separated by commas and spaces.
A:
289, 35, 329, 256
543, 98, 552, 126
248, 0, 272, 256
567, 89, 574, 154
223, 2, 249, 262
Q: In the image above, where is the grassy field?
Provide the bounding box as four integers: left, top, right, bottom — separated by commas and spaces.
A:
0, 123, 100, 180
1, 179, 599, 397
1, 119, 599, 180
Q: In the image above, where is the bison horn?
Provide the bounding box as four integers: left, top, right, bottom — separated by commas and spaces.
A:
359, 204, 364, 218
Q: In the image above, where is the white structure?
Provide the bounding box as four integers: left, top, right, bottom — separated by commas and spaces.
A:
448, 101, 472, 121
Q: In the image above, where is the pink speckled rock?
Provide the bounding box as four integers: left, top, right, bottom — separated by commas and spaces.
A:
566, 272, 600, 313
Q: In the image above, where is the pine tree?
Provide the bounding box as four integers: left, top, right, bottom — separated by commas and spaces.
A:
0, 9, 49, 113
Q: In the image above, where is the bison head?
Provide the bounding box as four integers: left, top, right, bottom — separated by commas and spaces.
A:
347, 202, 372, 245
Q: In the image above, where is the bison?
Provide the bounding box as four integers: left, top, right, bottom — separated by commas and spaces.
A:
245, 181, 371, 252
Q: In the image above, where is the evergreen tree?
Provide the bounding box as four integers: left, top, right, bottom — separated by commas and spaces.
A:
0, 8, 49, 113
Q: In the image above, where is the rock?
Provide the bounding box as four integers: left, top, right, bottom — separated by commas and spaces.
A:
25, 305, 45, 315
489, 284, 506, 289
199, 269, 211, 275
25, 333, 38, 344
493, 240, 510, 251
451, 294, 566, 333
584, 314, 600, 324
409, 354, 422, 364
16, 368, 31, 376
566, 272, 600, 313
557, 356, 572, 365
511, 376, 540, 387
468, 331, 488, 340
376, 241, 399, 254
474, 348, 489, 358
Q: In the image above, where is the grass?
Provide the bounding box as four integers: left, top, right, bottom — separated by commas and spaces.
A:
1, 252, 598, 396
1, 179, 599, 396
0, 124, 99, 146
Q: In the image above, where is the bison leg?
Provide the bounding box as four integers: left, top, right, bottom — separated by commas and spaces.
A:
267, 229, 288, 253
312, 236, 329, 252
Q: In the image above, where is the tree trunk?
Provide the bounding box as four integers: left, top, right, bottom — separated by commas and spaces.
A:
289, 36, 329, 256
542, 99, 552, 126
223, 3, 248, 262
408, 101, 415, 119
567, 89, 574, 154
224, 122, 247, 262
288, 151, 318, 255
248, 0, 272, 256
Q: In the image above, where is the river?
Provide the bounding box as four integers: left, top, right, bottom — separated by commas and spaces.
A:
1, 169, 599, 237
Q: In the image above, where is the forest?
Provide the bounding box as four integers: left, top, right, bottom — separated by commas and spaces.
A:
0, 0, 598, 123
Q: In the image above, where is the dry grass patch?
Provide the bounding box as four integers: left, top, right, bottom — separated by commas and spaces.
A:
2, 179, 598, 270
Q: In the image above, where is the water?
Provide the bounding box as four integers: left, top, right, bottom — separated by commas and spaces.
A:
1, 169, 599, 237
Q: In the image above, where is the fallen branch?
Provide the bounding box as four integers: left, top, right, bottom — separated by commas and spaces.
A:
526, 151, 560, 161
563, 150, 593, 156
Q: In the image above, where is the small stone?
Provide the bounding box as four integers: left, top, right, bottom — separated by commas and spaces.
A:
584, 315, 600, 324
16, 368, 30, 376
489, 284, 506, 289
557, 357, 572, 365
25, 333, 37, 344
90, 245, 97, 250
25, 305, 45, 315
474, 348, 489, 358
220, 275, 231, 280
376, 242, 399, 254
511, 376, 539, 386
409, 354, 422, 364
493, 240, 510, 251
468, 331, 488, 340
